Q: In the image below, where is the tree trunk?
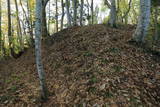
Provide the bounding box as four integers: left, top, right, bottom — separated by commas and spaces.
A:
91, 0, 94, 24
27, 0, 34, 45
42, 2, 48, 37
61, 0, 65, 30
122, 0, 132, 25
66, 0, 71, 27
153, 7, 158, 41
55, 0, 58, 32
80, 0, 84, 26
86, 0, 90, 24
20, 0, 34, 45
48, 0, 51, 33
35, 0, 48, 100
132, 0, 151, 43
7, 0, 12, 51
14, 0, 23, 49
73, 0, 77, 26
0, 0, 2, 55
108, 0, 117, 27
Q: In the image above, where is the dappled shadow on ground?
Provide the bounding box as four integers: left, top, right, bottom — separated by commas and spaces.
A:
0, 24, 160, 106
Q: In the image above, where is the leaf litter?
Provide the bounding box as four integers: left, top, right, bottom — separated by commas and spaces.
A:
0, 24, 160, 106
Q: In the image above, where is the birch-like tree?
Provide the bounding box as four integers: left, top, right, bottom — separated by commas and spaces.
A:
132, 0, 151, 43
35, 0, 48, 100
14, 0, 23, 49
80, 0, 84, 26
61, 0, 65, 29
66, 0, 71, 26
55, 0, 58, 32
73, 0, 77, 26
108, 0, 117, 27
0, 0, 2, 55
91, 0, 94, 24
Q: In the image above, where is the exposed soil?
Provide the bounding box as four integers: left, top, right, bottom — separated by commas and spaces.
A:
0, 24, 160, 107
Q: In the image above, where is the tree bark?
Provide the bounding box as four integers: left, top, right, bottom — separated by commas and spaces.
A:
108, 0, 117, 27
61, 0, 65, 30
55, 0, 58, 32
48, 0, 50, 33
133, 0, 151, 43
86, 0, 90, 24
80, 0, 84, 26
20, 0, 34, 45
35, 0, 48, 100
27, 0, 34, 44
91, 0, 94, 24
14, 0, 23, 49
66, 0, 71, 27
153, 7, 158, 41
104, 0, 111, 8
7, 0, 12, 51
0, 0, 2, 55
42, 1, 49, 37
121, 0, 132, 24
73, 0, 77, 26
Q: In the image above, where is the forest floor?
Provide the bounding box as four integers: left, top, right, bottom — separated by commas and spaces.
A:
0, 24, 160, 107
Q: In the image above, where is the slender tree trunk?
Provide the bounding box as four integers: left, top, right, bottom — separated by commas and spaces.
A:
108, 0, 117, 27
80, 0, 84, 26
0, 0, 5, 55
132, 0, 151, 43
73, 0, 77, 26
61, 0, 65, 30
20, 19, 27, 37
66, 0, 71, 27
86, 0, 90, 24
91, 0, 94, 24
48, 0, 51, 34
121, 0, 132, 23
7, 0, 12, 51
0, 0, 2, 55
20, 0, 34, 45
153, 7, 158, 41
42, 2, 48, 37
55, 0, 58, 32
14, 0, 23, 49
27, 0, 34, 44
35, 0, 48, 100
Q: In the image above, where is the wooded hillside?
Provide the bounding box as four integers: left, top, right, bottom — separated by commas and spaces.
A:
0, 0, 160, 106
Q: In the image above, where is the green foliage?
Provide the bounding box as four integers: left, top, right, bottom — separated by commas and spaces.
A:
100, 5, 108, 12
102, 17, 109, 24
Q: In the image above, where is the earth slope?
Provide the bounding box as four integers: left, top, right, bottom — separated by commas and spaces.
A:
0, 24, 160, 106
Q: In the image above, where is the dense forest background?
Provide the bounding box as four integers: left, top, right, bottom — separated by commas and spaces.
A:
0, 0, 159, 58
